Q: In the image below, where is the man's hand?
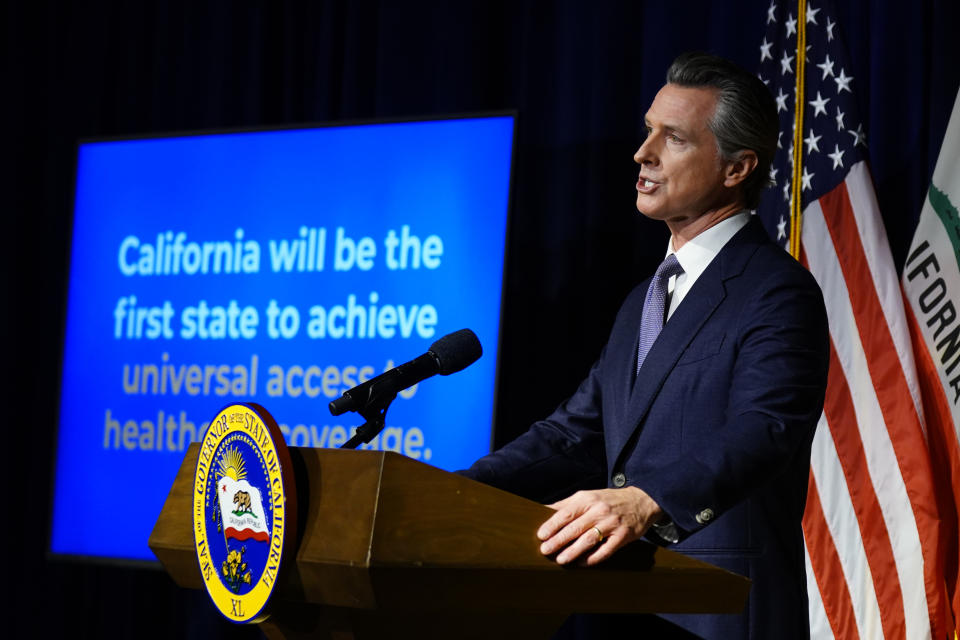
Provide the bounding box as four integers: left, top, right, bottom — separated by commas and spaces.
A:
536, 486, 663, 566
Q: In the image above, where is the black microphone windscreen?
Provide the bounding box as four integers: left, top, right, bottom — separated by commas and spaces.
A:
429, 329, 483, 375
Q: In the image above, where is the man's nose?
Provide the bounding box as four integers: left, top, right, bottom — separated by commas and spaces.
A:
634, 138, 657, 165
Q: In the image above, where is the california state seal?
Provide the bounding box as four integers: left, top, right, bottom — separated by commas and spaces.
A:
193, 403, 296, 623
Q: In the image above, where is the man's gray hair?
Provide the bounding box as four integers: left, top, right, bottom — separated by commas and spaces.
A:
666, 52, 779, 210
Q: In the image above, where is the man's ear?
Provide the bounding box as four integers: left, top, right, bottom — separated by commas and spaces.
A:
723, 150, 758, 188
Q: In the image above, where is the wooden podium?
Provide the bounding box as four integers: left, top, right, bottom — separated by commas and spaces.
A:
149, 444, 750, 639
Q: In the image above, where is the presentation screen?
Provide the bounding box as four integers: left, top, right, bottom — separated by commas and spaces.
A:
51, 115, 514, 562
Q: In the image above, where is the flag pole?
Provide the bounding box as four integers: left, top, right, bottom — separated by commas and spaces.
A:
790, 0, 807, 258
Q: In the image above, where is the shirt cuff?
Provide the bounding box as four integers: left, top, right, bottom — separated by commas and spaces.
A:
651, 518, 679, 544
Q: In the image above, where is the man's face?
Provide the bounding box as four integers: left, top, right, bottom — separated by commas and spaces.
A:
634, 84, 732, 223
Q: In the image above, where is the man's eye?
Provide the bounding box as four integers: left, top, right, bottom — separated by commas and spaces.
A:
667, 134, 683, 143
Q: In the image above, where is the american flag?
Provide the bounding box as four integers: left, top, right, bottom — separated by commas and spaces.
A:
757, 1, 953, 638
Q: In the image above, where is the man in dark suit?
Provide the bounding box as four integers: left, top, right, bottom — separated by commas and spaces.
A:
462, 52, 830, 639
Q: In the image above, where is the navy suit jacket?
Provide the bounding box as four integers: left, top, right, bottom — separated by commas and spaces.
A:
463, 218, 830, 639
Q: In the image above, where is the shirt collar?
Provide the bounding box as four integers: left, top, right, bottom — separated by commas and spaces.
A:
666, 211, 752, 283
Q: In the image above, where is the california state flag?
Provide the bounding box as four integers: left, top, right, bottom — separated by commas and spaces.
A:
216, 476, 270, 544
902, 88, 960, 633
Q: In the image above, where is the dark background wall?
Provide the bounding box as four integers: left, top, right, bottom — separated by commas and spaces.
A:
7, 1, 959, 637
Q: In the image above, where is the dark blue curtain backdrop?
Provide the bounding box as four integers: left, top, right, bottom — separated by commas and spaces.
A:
7, 1, 959, 637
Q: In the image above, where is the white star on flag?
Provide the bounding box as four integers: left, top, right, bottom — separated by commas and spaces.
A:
828, 144, 845, 169
816, 54, 834, 79
849, 123, 867, 147
809, 91, 830, 117
776, 88, 790, 112
760, 38, 774, 62
834, 67, 853, 93
780, 51, 795, 75
785, 13, 797, 37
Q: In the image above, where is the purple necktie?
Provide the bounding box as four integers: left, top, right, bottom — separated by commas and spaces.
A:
637, 254, 684, 375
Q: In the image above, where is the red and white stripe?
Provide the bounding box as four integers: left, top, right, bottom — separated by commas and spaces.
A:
799, 161, 948, 639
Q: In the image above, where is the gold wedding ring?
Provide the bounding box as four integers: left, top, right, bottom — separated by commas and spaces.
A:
592, 526, 604, 544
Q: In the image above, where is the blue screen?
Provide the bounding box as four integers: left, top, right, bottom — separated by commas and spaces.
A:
51, 116, 514, 561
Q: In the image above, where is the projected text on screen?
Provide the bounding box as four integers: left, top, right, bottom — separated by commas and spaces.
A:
51, 116, 514, 561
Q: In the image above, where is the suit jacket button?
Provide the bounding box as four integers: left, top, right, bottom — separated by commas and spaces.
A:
696, 508, 714, 524
612, 473, 626, 488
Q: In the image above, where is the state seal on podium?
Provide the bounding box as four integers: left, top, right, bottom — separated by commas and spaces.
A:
192, 403, 297, 623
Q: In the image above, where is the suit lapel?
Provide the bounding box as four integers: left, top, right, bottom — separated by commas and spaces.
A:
606, 218, 766, 468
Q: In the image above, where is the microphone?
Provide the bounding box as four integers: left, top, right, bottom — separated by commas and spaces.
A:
328, 328, 482, 416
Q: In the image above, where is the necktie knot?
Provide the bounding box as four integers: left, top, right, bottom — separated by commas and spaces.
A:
637, 254, 684, 375
654, 253, 684, 282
